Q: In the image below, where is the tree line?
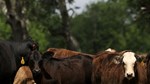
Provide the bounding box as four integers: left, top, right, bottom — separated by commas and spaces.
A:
0, 0, 150, 54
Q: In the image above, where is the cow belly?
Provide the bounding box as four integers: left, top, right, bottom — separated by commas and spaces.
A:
45, 62, 86, 84
60, 70, 85, 84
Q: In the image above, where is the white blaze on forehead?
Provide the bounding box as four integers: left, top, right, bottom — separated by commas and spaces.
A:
123, 52, 136, 63
122, 52, 136, 78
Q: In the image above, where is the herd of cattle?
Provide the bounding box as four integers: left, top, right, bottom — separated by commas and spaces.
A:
1, 39, 150, 84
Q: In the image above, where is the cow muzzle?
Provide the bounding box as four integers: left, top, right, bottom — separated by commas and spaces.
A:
125, 72, 134, 80
33, 66, 41, 74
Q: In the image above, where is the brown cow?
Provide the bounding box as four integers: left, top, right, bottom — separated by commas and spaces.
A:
40, 51, 93, 84
13, 66, 36, 84
46, 48, 94, 59
146, 52, 150, 83
92, 51, 147, 84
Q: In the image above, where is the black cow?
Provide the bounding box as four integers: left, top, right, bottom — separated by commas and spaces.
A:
0, 39, 38, 84
40, 51, 93, 84
28, 50, 42, 84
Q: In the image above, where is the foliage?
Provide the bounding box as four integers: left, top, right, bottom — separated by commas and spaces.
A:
27, 21, 49, 52
1, 0, 150, 53
0, 12, 11, 40
71, 0, 150, 53
71, 1, 129, 53
127, 0, 150, 32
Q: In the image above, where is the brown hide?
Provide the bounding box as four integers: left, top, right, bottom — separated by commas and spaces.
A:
146, 52, 150, 83
41, 53, 93, 84
46, 48, 94, 59
136, 62, 147, 84
92, 51, 124, 84
13, 66, 35, 84
92, 51, 147, 84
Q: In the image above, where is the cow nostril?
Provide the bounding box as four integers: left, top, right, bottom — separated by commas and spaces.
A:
127, 73, 133, 77
33, 69, 41, 73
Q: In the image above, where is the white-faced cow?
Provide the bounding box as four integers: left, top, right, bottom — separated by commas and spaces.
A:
122, 52, 137, 79
92, 50, 147, 84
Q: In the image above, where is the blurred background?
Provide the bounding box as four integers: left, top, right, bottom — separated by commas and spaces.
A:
0, 0, 150, 54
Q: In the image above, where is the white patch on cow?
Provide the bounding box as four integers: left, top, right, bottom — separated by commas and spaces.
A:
105, 48, 116, 52
122, 52, 136, 79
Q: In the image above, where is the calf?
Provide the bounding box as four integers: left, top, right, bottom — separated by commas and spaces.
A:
13, 66, 35, 84
28, 50, 42, 84
92, 51, 147, 84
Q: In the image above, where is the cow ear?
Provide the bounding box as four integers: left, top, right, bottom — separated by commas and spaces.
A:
42, 51, 54, 59
135, 55, 142, 62
25, 38, 39, 51
113, 55, 123, 64
143, 53, 150, 63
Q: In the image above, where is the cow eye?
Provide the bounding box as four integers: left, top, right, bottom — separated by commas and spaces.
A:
123, 64, 126, 67
123, 62, 127, 68
38, 60, 42, 66
133, 63, 137, 67
123, 62, 125, 65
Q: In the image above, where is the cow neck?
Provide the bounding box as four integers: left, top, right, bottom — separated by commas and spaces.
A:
10, 42, 30, 68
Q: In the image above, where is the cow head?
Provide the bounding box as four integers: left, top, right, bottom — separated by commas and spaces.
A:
113, 51, 142, 80
25, 39, 39, 51
28, 50, 42, 74
42, 51, 54, 59
122, 52, 137, 79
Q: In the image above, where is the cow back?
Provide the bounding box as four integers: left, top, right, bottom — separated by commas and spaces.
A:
46, 48, 94, 59
13, 66, 35, 84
